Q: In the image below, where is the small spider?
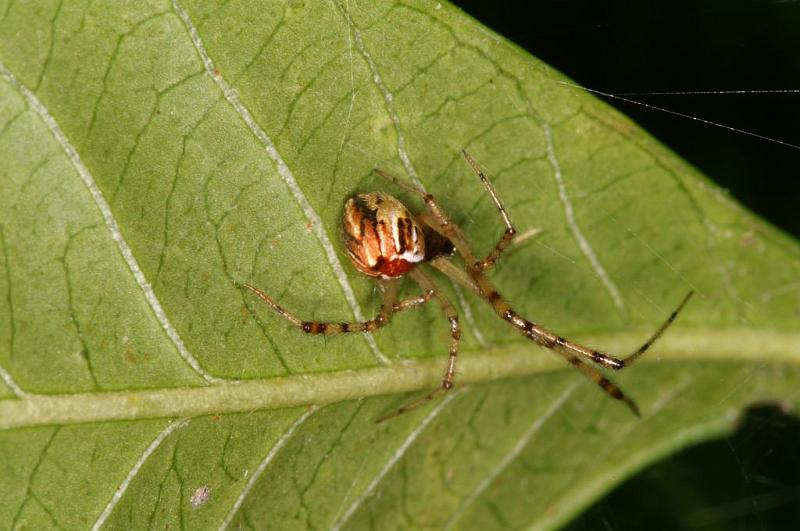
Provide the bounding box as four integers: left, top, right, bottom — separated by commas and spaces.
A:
245, 151, 693, 422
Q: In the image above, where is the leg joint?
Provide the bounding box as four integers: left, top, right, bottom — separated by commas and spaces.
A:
302, 322, 327, 334
448, 315, 459, 330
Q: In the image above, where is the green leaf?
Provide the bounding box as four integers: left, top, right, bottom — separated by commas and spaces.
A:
0, 1, 798, 529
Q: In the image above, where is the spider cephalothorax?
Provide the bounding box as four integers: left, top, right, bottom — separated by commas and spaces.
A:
245, 151, 693, 422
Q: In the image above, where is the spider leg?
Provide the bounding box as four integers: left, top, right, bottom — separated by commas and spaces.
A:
429, 256, 482, 297
485, 288, 692, 415
614, 289, 695, 368
376, 267, 460, 423
476, 289, 642, 415
461, 150, 517, 271
511, 290, 695, 371
244, 280, 431, 336
562, 353, 641, 417
420, 213, 690, 416
375, 159, 691, 417
376, 154, 517, 272
373, 168, 467, 243
374, 169, 428, 198
393, 289, 435, 312
418, 202, 694, 365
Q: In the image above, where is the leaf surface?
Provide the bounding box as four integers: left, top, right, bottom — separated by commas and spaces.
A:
0, 1, 798, 529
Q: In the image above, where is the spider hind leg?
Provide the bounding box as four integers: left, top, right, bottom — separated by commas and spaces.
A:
376, 268, 461, 423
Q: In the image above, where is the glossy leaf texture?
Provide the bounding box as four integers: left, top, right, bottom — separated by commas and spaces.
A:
0, 1, 798, 529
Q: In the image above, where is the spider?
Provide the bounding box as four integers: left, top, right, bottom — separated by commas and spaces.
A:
245, 151, 694, 422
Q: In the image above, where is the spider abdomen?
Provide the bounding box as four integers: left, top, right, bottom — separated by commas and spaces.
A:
342, 192, 425, 278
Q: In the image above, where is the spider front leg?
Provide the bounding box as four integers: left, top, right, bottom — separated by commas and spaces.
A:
375, 151, 517, 271
374, 169, 480, 271
554, 289, 696, 371
397, 185, 691, 415
461, 150, 518, 271
486, 288, 693, 416
393, 288, 435, 312
376, 267, 460, 423
243, 280, 432, 336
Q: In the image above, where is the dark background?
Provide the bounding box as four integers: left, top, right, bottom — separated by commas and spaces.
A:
453, 0, 800, 239
451, 1, 800, 529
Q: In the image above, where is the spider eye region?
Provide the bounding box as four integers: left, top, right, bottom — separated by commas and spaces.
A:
342, 192, 425, 278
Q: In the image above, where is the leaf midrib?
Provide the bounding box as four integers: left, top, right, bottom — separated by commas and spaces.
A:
1, 328, 796, 429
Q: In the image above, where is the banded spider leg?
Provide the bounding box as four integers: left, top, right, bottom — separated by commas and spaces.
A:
375, 151, 693, 419
246, 150, 693, 423
243, 280, 433, 336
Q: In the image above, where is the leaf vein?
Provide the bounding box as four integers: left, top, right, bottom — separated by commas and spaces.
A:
543, 123, 626, 313
171, 0, 390, 366
443, 382, 578, 530
0, 224, 26, 397
12, 426, 60, 529
333, 0, 425, 191
0, 61, 221, 385
331, 389, 462, 531
91, 419, 188, 531
218, 406, 318, 530
61, 225, 101, 389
